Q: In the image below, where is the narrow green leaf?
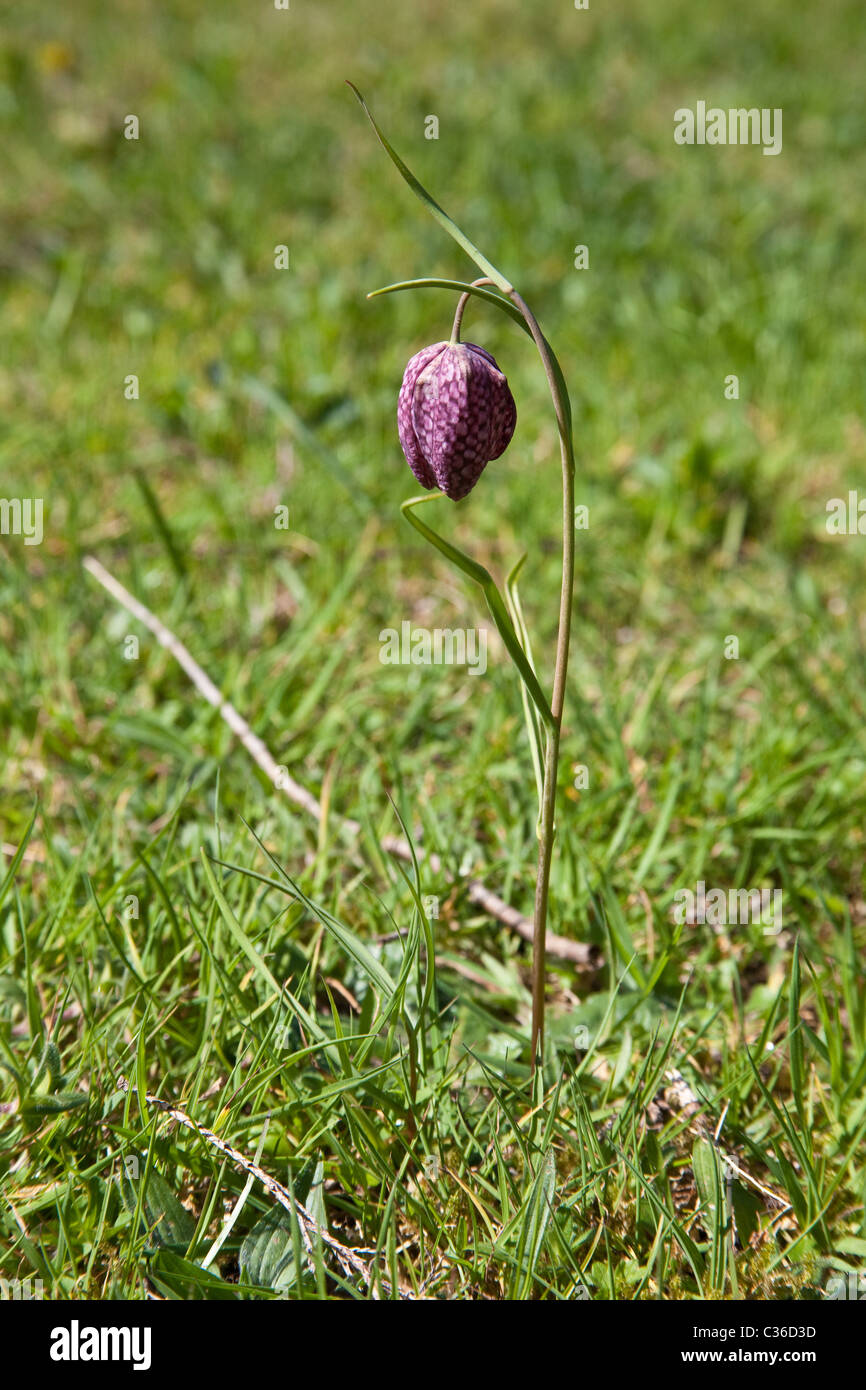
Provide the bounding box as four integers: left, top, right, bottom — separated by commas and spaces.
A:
368, 279, 529, 334
615, 1147, 706, 1292
348, 83, 513, 294
775, 1153, 808, 1225
148, 1250, 241, 1300
633, 774, 681, 886
730, 1181, 761, 1248
132, 467, 187, 583
21, 1090, 87, 1117
692, 1138, 726, 1289
0, 804, 38, 913
32, 1040, 62, 1094
512, 1148, 556, 1298
402, 495, 554, 727
788, 939, 807, 1138
600, 881, 647, 990
199, 850, 283, 1001
506, 554, 545, 811
232, 830, 398, 1002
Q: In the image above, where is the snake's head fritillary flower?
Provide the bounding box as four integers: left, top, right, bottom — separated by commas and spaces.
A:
397, 340, 517, 501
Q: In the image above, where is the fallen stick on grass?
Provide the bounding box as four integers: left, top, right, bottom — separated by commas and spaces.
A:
83, 555, 593, 966
115, 1076, 402, 1296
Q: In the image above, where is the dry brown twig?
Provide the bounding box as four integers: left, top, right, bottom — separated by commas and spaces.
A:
657, 1068, 791, 1214
116, 1076, 405, 1297
82, 554, 594, 965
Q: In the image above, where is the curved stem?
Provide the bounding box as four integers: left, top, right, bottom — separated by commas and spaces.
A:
368, 279, 530, 337
499, 285, 576, 1071
450, 276, 496, 344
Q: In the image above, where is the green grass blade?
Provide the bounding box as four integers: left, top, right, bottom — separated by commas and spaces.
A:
0, 804, 38, 913
788, 939, 808, 1140
199, 851, 284, 1001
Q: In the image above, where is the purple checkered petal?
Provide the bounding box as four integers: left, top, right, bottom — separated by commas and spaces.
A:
396, 340, 516, 501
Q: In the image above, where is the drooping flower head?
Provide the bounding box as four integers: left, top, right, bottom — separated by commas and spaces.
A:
397, 341, 516, 500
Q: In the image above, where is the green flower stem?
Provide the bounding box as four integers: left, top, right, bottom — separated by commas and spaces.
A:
502, 285, 576, 1070
408, 280, 577, 1070
449, 280, 482, 344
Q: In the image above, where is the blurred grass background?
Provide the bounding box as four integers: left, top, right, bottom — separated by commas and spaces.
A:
2, 0, 866, 1299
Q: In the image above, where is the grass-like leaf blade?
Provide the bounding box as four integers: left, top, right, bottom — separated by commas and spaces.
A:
347, 83, 513, 294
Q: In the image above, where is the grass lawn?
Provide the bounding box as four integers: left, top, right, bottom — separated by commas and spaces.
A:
2, 0, 866, 1300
